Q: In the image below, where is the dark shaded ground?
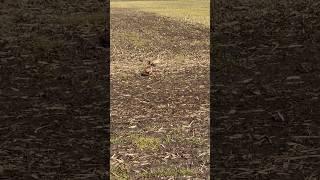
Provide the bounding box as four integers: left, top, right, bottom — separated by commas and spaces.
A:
211, 0, 320, 179
0, 1, 109, 179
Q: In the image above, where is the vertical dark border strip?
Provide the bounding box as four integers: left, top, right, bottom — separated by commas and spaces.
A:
106, 0, 111, 178
210, 0, 213, 177
210, 0, 215, 179
2, 0, 110, 179
210, 0, 320, 179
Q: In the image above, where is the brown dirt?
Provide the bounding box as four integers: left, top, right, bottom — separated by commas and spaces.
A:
111, 8, 210, 179
0, 1, 109, 179
211, 0, 320, 179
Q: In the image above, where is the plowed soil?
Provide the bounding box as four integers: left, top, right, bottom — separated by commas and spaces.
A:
0, 1, 108, 179
211, 0, 320, 179
110, 8, 210, 179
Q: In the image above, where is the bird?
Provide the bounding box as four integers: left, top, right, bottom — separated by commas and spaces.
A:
148, 58, 161, 67
147, 60, 157, 67
140, 66, 152, 76
140, 58, 161, 77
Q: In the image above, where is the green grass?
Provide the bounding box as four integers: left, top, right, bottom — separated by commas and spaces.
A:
123, 32, 152, 49
133, 135, 161, 151
111, 0, 209, 26
111, 133, 161, 151
111, 165, 130, 180
110, 136, 125, 144
141, 167, 196, 178
163, 127, 206, 146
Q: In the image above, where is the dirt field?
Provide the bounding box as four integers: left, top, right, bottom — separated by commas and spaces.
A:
0, 1, 108, 179
110, 7, 210, 179
212, 0, 320, 179
111, 0, 209, 26
2, 0, 319, 179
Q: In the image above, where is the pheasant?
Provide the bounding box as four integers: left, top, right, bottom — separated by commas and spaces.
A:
141, 66, 153, 76
140, 61, 154, 76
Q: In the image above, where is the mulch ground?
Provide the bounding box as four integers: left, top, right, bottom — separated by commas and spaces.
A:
211, 0, 320, 179
0, 1, 109, 179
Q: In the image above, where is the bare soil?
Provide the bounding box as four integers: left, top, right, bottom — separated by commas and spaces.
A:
0, 1, 109, 179
211, 0, 320, 179
111, 9, 210, 179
